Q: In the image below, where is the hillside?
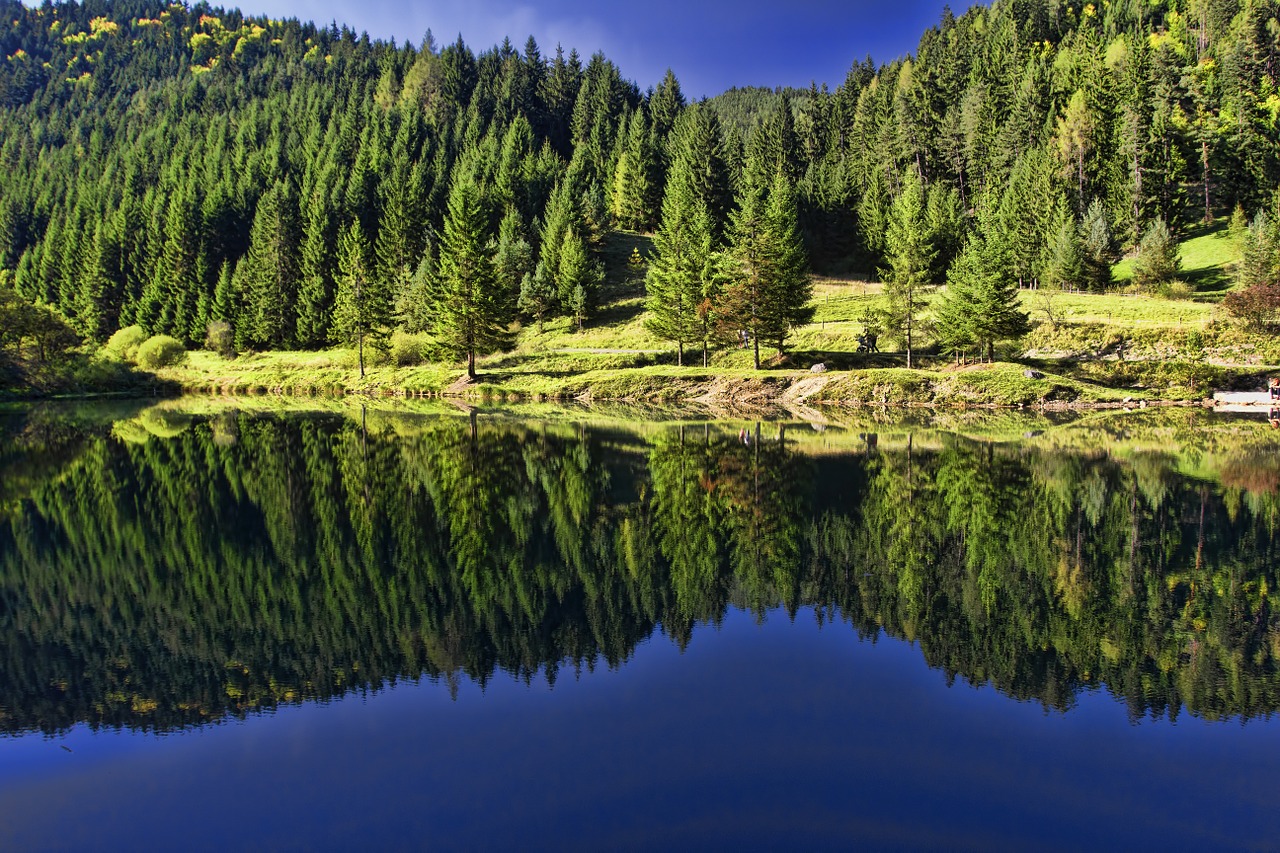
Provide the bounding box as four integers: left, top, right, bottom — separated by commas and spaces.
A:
0, 0, 1278, 400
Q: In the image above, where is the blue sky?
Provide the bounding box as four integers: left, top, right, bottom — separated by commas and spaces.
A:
234, 0, 978, 97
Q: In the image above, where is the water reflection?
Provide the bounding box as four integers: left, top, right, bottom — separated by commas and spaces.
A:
2, 404, 1279, 736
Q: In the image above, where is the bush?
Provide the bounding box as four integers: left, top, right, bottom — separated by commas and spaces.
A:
1224, 282, 1280, 330
390, 331, 439, 366
134, 335, 187, 369
1157, 280, 1194, 300
204, 321, 235, 358
104, 325, 147, 361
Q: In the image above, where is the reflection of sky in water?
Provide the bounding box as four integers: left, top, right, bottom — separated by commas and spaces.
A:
2, 607, 1275, 850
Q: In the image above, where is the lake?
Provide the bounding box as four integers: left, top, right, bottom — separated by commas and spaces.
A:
2, 401, 1279, 850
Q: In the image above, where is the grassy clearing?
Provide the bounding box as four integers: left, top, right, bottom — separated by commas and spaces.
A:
142, 215, 1268, 408
1113, 217, 1238, 294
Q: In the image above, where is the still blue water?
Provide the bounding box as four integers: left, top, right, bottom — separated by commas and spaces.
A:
1, 405, 1277, 849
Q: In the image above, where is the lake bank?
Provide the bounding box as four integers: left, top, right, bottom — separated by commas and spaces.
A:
141, 348, 1266, 412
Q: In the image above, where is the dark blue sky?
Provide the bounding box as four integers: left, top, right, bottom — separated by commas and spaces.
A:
236, 0, 978, 97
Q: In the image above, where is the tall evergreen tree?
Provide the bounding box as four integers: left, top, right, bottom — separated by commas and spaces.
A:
646, 173, 713, 365
240, 181, 300, 349
880, 171, 937, 368
718, 172, 811, 369
933, 206, 1030, 362
430, 177, 513, 377
332, 222, 393, 378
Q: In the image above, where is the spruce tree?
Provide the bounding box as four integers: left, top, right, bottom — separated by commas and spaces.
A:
1042, 204, 1085, 291
763, 170, 813, 352
880, 171, 936, 368
1080, 199, 1118, 291
646, 151, 715, 364
240, 181, 300, 349
1131, 217, 1181, 293
934, 202, 1030, 362
558, 228, 603, 331
332, 222, 393, 378
431, 177, 513, 377
718, 173, 810, 369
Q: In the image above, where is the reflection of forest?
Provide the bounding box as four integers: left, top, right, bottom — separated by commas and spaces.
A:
2, 409, 1279, 735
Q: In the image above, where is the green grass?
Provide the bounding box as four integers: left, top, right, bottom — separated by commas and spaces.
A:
137, 214, 1269, 408
1112, 217, 1239, 294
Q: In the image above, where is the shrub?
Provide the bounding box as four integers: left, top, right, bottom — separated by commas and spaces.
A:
1157, 280, 1194, 300
390, 331, 439, 366
1223, 282, 1280, 330
103, 325, 148, 361
204, 320, 235, 358
134, 335, 186, 369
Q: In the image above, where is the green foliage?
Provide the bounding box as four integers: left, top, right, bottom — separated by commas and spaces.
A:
1080, 199, 1118, 291
134, 334, 186, 369
389, 331, 440, 366
0, 0, 1276, 364
558, 228, 603, 331
204, 320, 234, 358
1132, 217, 1182, 292
332, 223, 394, 377
431, 177, 513, 375
934, 201, 1031, 361
1238, 210, 1280, 290
718, 173, 812, 369
104, 325, 148, 361
880, 171, 936, 367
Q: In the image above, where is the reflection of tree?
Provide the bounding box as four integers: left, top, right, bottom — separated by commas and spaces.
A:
715, 424, 815, 617
2, 413, 1280, 735
649, 425, 730, 640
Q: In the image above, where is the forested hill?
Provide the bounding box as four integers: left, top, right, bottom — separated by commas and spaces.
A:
0, 0, 1277, 353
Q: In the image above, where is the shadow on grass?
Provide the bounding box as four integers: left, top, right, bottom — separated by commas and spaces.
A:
776, 350, 910, 371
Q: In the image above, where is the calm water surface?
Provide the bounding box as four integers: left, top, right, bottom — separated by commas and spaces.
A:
1, 403, 1278, 850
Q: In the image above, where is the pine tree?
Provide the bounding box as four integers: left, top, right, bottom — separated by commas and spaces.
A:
880, 171, 937, 368
763, 170, 813, 351
934, 202, 1030, 362
1080, 199, 1118, 291
647, 152, 717, 364
295, 199, 335, 347
431, 177, 513, 377
1239, 210, 1280, 289
519, 262, 557, 333
494, 207, 534, 300
240, 181, 300, 349
332, 222, 393, 378
1132, 217, 1181, 292
398, 244, 438, 334
718, 173, 810, 369
1042, 204, 1085, 291
558, 228, 603, 331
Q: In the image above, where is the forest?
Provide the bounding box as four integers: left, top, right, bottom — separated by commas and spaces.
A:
2, 408, 1279, 734
0, 0, 1278, 380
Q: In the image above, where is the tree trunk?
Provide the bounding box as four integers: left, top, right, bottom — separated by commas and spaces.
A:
357, 329, 365, 378
752, 333, 760, 370
467, 348, 476, 379
677, 341, 683, 367
1202, 137, 1212, 223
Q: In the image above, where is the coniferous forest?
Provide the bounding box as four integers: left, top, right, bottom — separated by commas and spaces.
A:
0, 0, 1278, 367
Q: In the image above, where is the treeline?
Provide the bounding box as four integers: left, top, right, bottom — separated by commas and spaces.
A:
2, 410, 1280, 733
0, 0, 1277, 361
